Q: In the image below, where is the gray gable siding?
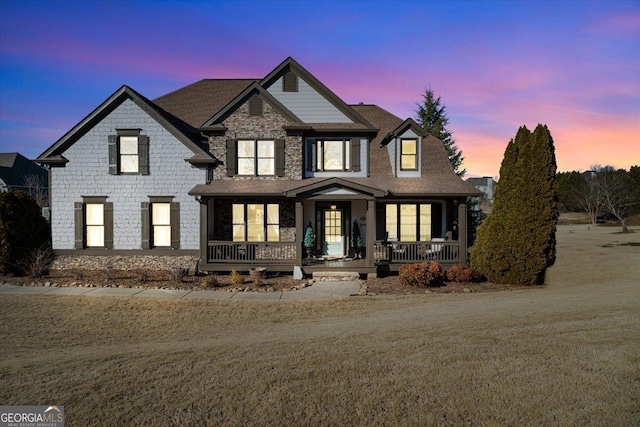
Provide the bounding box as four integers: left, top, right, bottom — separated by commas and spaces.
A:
50, 99, 204, 250
266, 76, 353, 123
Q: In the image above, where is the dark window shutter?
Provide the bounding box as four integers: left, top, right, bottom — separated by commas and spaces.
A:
104, 202, 114, 249
248, 96, 263, 116
141, 202, 150, 249
138, 135, 150, 175
226, 139, 237, 176
170, 202, 180, 249
350, 138, 361, 172
74, 202, 84, 249
275, 139, 285, 177
108, 135, 118, 175
283, 71, 298, 92
307, 140, 317, 172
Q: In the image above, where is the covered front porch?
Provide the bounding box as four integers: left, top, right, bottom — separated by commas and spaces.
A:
196, 178, 468, 275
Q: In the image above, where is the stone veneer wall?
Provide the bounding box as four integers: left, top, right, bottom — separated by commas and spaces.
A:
52, 255, 199, 271
209, 99, 303, 180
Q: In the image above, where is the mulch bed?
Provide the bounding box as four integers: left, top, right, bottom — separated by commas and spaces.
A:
1, 269, 525, 295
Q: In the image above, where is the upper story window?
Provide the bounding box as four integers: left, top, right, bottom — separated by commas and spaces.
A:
238, 140, 275, 175
226, 139, 285, 177
283, 71, 298, 92
400, 139, 418, 170
108, 129, 149, 175
309, 138, 361, 172
318, 140, 349, 171
119, 136, 139, 173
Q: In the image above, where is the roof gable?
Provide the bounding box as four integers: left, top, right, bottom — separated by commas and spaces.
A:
154, 79, 256, 128
37, 85, 214, 163
261, 57, 376, 129
202, 82, 303, 127
285, 177, 386, 198
0, 152, 47, 186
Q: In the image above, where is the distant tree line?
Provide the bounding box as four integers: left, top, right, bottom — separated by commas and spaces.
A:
557, 165, 640, 232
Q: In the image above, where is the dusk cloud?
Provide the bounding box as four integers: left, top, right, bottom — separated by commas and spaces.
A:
1, 0, 638, 177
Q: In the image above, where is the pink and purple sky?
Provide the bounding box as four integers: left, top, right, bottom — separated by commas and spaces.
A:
0, 0, 638, 178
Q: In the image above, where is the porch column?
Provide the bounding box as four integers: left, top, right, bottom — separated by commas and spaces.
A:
199, 198, 208, 266
295, 201, 303, 266
366, 199, 376, 267
457, 198, 468, 264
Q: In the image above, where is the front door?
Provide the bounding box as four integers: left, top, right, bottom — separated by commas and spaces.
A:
324, 209, 344, 256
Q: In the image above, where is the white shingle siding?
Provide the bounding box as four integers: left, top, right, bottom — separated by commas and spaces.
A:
267, 77, 353, 123
51, 99, 204, 250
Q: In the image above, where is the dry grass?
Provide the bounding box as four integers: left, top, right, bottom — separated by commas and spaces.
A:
1, 224, 639, 426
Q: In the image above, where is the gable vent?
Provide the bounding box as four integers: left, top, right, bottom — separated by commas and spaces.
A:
283, 71, 299, 92
248, 96, 263, 116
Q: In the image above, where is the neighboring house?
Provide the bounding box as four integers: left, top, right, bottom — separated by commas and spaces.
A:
467, 176, 497, 214
0, 152, 49, 206
37, 57, 480, 274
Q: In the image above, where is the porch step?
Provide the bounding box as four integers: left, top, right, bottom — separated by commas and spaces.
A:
312, 271, 360, 282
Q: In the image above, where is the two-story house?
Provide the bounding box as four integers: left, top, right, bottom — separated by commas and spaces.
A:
37, 57, 480, 275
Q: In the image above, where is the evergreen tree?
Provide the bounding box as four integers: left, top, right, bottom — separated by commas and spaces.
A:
415, 88, 465, 176
470, 124, 558, 285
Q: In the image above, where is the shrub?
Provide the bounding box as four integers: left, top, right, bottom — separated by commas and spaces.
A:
398, 262, 443, 287
0, 191, 50, 275
170, 267, 188, 283
446, 264, 483, 283
230, 269, 244, 287
201, 274, 219, 289
471, 125, 558, 285
18, 245, 54, 278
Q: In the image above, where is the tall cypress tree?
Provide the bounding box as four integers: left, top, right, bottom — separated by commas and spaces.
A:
470, 124, 558, 285
415, 88, 465, 176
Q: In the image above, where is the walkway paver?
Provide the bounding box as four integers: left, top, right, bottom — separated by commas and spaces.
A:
82, 288, 143, 297
1, 285, 51, 295
44, 287, 95, 296
0, 281, 362, 301
134, 289, 191, 299
182, 290, 236, 300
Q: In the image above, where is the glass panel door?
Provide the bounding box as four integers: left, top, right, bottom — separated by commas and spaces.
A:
324, 209, 343, 256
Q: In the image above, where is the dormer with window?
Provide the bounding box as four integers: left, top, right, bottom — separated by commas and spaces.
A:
384, 118, 426, 178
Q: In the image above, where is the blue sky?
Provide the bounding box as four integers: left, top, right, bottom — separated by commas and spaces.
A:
0, 0, 638, 177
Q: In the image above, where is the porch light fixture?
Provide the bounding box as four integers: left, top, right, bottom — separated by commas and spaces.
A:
330, 205, 337, 210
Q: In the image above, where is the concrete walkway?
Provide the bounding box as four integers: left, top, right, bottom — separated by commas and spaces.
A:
0, 280, 361, 301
